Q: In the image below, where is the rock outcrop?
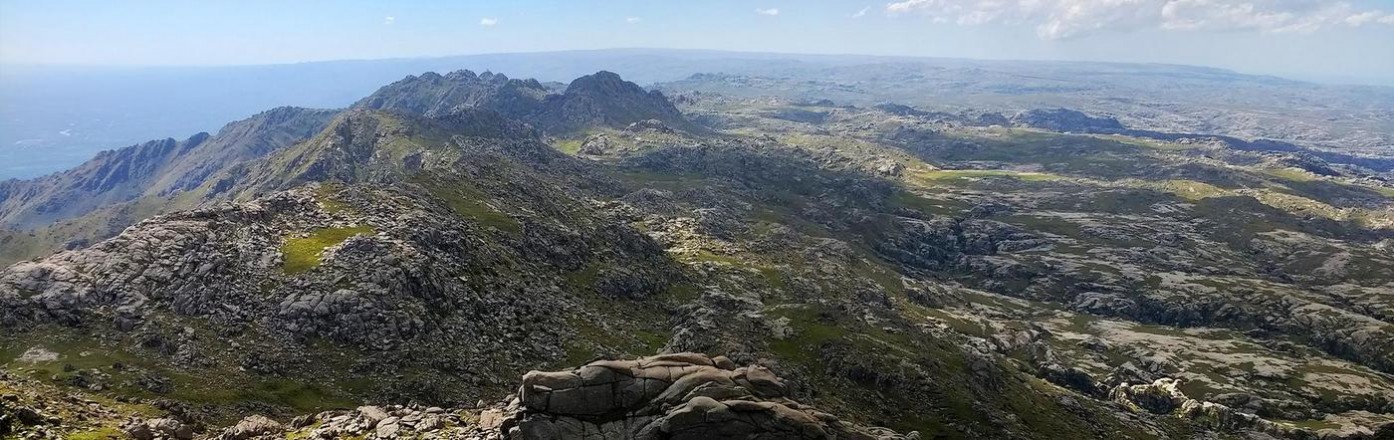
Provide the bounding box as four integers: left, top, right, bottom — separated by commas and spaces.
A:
211, 353, 911, 440
1010, 108, 1124, 133
512, 353, 909, 439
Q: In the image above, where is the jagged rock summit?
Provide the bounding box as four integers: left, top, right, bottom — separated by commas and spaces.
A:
531, 71, 691, 134
355, 69, 692, 135
354, 69, 551, 120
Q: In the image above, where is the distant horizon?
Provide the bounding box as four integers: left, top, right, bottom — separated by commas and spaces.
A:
3, 47, 1392, 88
4, 1, 1392, 85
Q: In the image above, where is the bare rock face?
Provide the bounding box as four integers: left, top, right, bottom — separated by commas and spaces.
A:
215, 414, 283, 440
205, 353, 913, 440
1107, 379, 1345, 438
511, 353, 912, 440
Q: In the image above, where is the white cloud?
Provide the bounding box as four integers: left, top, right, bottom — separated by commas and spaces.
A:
383, 16, 395, 26
755, 8, 780, 16
853, 6, 870, 18
480, 17, 498, 27
885, 0, 1394, 39
626, 17, 642, 24
1345, 10, 1394, 26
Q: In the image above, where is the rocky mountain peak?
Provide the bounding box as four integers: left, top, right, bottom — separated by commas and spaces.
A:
354, 69, 549, 119
443, 69, 479, 81
563, 70, 631, 94
531, 70, 691, 134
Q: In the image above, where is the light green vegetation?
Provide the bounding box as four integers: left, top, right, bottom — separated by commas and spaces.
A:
424, 182, 522, 234
66, 427, 125, 440
888, 190, 974, 216
555, 263, 674, 367
281, 226, 376, 274
315, 183, 352, 214
554, 139, 584, 155
765, 306, 853, 365
908, 169, 1063, 185
1265, 167, 1318, 182
1, 330, 360, 424
1283, 418, 1341, 431
1160, 179, 1229, 201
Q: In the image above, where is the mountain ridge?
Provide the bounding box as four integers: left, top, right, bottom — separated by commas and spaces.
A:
0, 106, 338, 229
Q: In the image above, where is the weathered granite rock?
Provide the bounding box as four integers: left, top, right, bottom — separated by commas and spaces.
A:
512, 353, 911, 440
215, 414, 283, 440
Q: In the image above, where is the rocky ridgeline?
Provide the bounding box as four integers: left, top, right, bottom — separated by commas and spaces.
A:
356, 69, 691, 136
186, 354, 911, 440
0, 107, 337, 230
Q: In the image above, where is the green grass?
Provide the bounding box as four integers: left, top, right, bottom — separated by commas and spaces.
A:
1265, 167, 1317, 182
424, 182, 522, 234
1162, 179, 1229, 201
910, 169, 1063, 184
2, 329, 360, 423
554, 139, 584, 155
185, 377, 357, 411
560, 316, 670, 367
281, 226, 376, 274
685, 249, 742, 265
888, 190, 972, 216
66, 426, 125, 440
1284, 418, 1340, 431
315, 183, 352, 214
766, 306, 851, 364
1371, 186, 1394, 199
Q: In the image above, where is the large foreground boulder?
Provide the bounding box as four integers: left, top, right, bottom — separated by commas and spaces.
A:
217, 353, 910, 439
511, 353, 912, 440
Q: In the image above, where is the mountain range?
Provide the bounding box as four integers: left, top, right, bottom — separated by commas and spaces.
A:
5, 49, 1392, 180
2, 64, 1394, 439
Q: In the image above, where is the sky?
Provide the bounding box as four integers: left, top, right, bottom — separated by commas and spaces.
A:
2, 0, 1393, 83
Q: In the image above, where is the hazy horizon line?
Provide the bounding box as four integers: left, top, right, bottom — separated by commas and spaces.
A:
3, 46, 1381, 85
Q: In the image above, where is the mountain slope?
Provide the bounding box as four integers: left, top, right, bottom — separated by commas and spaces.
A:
0, 107, 338, 229
0, 70, 688, 266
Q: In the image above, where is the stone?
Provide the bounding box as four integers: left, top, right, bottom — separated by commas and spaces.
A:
217, 414, 283, 440
513, 353, 909, 439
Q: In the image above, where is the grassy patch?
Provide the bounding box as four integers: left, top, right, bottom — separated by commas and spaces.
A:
888, 190, 972, 216
66, 427, 125, 440
1284, 418, 1340, 431
424, 183, 522, 234
1162, 180, 1229, 201
281, 226, 376, 274
1265, 167, 1317, 182
2, 330, 360, 423
1370, 186, 1394, 199
554, 139, 584, 155
910, 169, 1062, 185
766, 306, 851, 364
315, 184, 352, 214
183, 377, 357, 411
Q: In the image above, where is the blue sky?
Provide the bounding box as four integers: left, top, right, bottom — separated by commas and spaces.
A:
2, 0, 1393, 82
